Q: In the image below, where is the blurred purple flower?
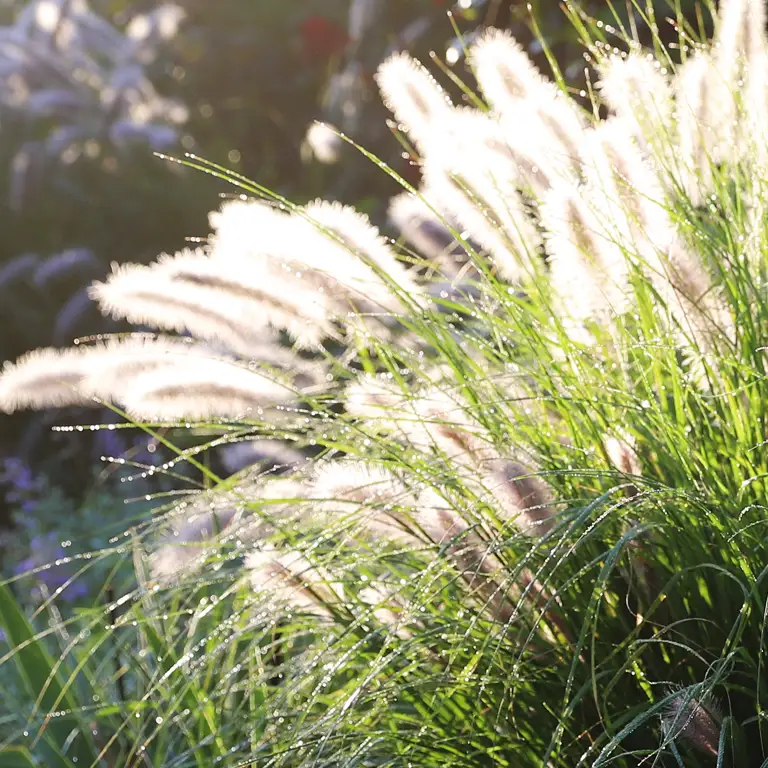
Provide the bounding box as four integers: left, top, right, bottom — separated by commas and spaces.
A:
33, 247, 100, 290
13, 532, 88, 602
94, 426, 129, 462
109, 120, 177, 149
0, 0, 188, 203
25, 88, 88, 117
1, 457, 42, 503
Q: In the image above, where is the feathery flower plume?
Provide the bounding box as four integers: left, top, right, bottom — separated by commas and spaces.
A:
420, 484, 563, 636
540, 181, 631, 328
388, 189, 485, 297
151, 503, 241, 582
302, 199, 426, 309
485, 459, 555, 535
469, 29, 549, 108
218, 439, 308, 475
311, 458, 509, 597
656, 237, 734, 352
578, 124, 643, 282
210, 200, 371, 314
747, 62, 768, 172
210, 199, 372, 319
496, 101, 585, 184
587, 130, 734, 357
0, 345, 98, 413
90, 262, 284, 359
347, 379, 500, 472
674, 53, 719, 204
603, 433, 642, 477
580, 119, 670, 256
388, 191, 468, 275
0, 336, 213, 414
416, 486, 519, 623
406, 487, 466, 546
422, 161, 530, 283
245, 547, 342, 618
715, 0, 766, 75
120, 359, 296, 421
375, 51, 453, 151
358, 586, 414, 639
302, 121, 343, 165
80, 336, 238, 402
743, 10, 768, 171
443, 104, 555, 203
663, 689, 722, 757
710, 0, 768, 164
441, 105, 564, 198
422, 112, 542, 281
310, 461, 421, 546
211, 198, 418, 324
598, 52, 673, 154
396, 387, 494, 468
151, 478, 306, 581
586, 125, 726, 352
470, 29, 586, 175
152, 248, 336, 348
344, 373, 406, 423
311, 461, 407, 507
208, 198, 292, 263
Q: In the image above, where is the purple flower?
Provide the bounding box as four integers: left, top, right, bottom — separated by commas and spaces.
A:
13, 533, 88, 602
1, 458, 45, 514
1, 458, 36, 493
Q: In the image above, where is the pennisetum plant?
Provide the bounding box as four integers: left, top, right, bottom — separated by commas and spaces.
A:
1, 0, 768, 764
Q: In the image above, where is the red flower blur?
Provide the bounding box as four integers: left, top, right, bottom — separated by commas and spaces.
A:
300, 15, 350, 59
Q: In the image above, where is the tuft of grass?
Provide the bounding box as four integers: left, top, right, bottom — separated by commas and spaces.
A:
4, 0, 768, 766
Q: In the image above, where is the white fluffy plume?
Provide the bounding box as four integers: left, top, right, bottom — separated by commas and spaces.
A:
245, 547, 342, 617
375, 51, 453, 150
301, 199, 426, 311
388, 190, 467, 274
599, 52, 673, 154
90, 260, 288, 359
540, 181, 631, 326
121, 358, 296, 421
484, 459, 556, 535
470, 29, 586, 176
470, 29, 550, 108
674, 53, 719, 203
0, 335, 302, 422
151, 478, 305, 582
151, 248, 336, 348
310, 461, 421, 546
423, 108, 543, 279
0, 336, 216, 414
210, 198, 423, 325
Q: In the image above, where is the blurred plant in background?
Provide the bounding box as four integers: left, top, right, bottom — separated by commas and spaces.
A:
2, 0, 187, 205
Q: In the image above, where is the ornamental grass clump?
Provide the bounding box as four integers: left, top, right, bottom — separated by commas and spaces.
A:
2, 0, 768, 765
